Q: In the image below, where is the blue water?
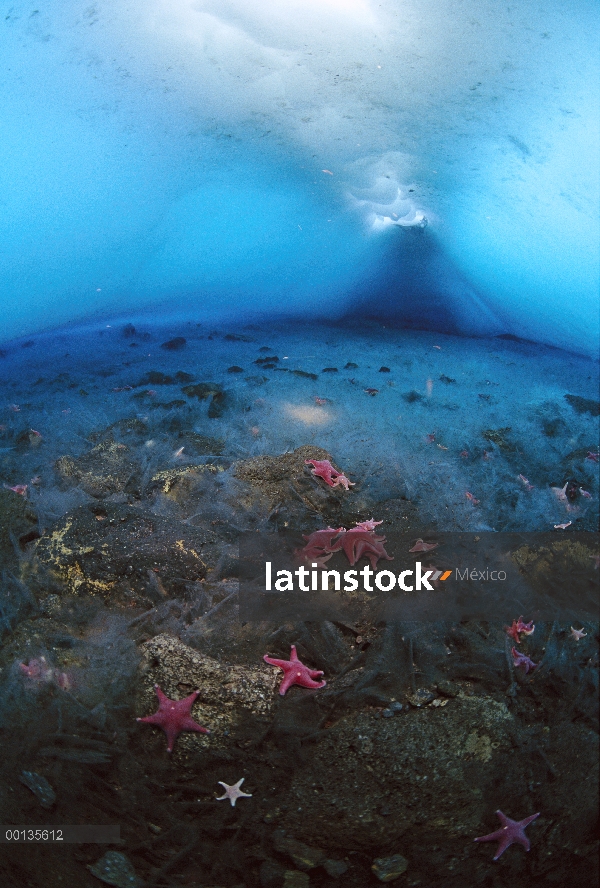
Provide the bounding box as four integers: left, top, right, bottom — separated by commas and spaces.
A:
1, 1, 598, 354
0, 3, 598, 888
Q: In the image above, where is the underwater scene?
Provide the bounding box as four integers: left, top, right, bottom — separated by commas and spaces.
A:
0, 3, 598, 888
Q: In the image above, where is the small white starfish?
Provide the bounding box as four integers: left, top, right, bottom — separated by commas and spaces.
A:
570, 626, 587, 641
216, 778, 252, 807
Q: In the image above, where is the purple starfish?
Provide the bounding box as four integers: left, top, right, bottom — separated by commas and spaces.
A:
136, 684, 210, 753
474, 809, 540, 860
263, 645, 326, 695
511, 647, 537, 674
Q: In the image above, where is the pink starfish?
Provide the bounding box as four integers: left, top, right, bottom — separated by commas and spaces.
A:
340, 529, 393, 569
4, 484, 27, 495
136, 684, 210, 752
263, 645, 326, 695
305, 459, 355, 490
474, 809, 540, 860
354, 518, 383, 531
409, 539, 439, 553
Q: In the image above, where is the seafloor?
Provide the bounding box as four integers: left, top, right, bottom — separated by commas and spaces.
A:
0, 318, 598, 888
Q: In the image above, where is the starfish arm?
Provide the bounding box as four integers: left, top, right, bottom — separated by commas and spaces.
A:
278, 671, 297, 695
263, 655, 290, 668
474, 828, 505, 844
180, 715, 210, 734
289, 645, 300, 662
153, 684, 169, 704
308, 668, 325, 680
136, 713, 164, 726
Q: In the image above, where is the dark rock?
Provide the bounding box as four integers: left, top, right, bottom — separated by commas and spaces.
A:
19, 771, 56, 809
322, 367, 338, 373
344, 362, 358, 369
121, 323, 136, 338
227, 365, 244, 373
138, 371, 174, 386
482, 426, 514, 450
272, 831, 327, 870
282, 873, 309, 888
177, 432, 224, 455
291, 370, 318, 380
323, 858, 348, 877
542, 417, 568, 437
34, 503, 213, 605
181, 382, 222, 401
439, 374, 456, 384
224, 333, 252, 341
0, 490, 39, 568
371, 853, 408, 882
379, 366, 391, 372
402, 390, 424, 403
259, 859, 286, 888
54, 436, 138, 498
88, 419, 148, 443
436, 680, 460, 698
160, 337, 186, 351
87, 851, 138, 888
255, 356, 279, 365
207, 390, 229, 418
174, 371, 194, 383
564, 394, 600, 416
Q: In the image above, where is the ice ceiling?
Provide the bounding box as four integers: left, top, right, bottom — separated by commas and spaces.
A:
0, 0, 598, 355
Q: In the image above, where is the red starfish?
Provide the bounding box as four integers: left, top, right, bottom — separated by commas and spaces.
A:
136, 684, 210, 752
264, 645, 326, 695
505, 616, 535, 644
305, 459, 354, 489
474, 809, 540, 860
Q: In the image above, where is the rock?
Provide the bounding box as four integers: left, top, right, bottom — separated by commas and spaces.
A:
371, 853, 408, 882
405, 688, 435, 708
282, 873, 309, 888
34, 503, 212, 605
272, 832, 327, 870
402, 390, 423, 403
181, 382, 222, 401
160, 337, 186, 351
259, 859, 286, 888
177, 432, 225, 455
278, 695, 515, 850
19, 771, 56, 809
208, 390, 230, 418
136, 634, 278, 754
87, 851, 138, 887
323, 858, 348, 877
564, 394, 600, 416
54, 436, 138, 498
0, 489, 38, 567
481, 426, 515, 451
436, 680, 460, 698
291, 370, 318, 380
